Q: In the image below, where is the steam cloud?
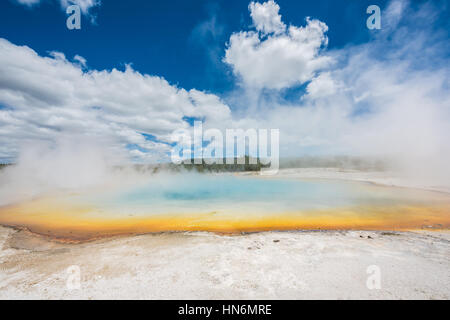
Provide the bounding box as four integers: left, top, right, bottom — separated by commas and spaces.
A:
0, 0, 449, 202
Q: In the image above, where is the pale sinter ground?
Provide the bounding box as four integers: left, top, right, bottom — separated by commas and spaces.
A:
0, 169, 449, 299
0, 226, 449, 299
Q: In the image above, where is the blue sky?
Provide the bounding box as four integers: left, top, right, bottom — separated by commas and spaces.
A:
1, 0, 394, 93
0, 0, 449, 172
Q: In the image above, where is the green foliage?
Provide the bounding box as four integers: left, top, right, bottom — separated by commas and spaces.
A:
174, 156, 270, 173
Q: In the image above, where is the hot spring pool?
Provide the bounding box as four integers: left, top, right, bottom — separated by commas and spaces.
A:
0, 174, 449, 240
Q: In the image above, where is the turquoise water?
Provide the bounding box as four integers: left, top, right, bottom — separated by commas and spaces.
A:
79, 174, 450, 217
2, 174, 449, 235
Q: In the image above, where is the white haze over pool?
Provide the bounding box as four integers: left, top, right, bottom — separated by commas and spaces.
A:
0, 138, 449, 239
0, 0, 449, 188
71, 173, 449, 217
1, 0, 449, 301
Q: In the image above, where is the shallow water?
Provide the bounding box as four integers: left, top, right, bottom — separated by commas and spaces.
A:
83, 175, 450, 214
0, 174, 449, 240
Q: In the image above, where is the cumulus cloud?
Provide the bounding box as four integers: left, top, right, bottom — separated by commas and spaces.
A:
220, 0, 450, 185
60, 0, 100, 15
0, 38, 231, 163
224, 1, 332, 90
2, 0, 450, 187
305, 72, 338, 99
73, 54, 87, 68
249, 0, 285, 35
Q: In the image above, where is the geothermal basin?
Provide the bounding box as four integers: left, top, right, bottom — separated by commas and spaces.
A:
0, 173, 449, 241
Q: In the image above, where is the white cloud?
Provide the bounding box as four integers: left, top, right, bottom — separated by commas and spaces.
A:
249, 0, 285, 35
3, 0, 450, 187
15, 0, 41, 6
0, 38, 232, 163
60, 0, 101, 15
224, 1, 332, 90
305, 72, 338, 99
14, 0, 100, 16
73, 54, 87, 68
223, 0, 450, 185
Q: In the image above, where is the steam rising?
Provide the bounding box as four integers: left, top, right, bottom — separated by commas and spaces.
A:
0, 0, 449, 206
0, 137, 131, 205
